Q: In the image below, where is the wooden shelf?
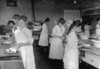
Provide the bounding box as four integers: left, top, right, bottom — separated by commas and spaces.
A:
82, 7, 100, 11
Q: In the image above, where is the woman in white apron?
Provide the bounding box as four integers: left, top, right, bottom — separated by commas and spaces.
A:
63, 21, 79, 69
14, 15, 36, 69
38, 17, 50, 57
49, 18, 65, 60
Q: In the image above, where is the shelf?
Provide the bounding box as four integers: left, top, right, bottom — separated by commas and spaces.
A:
82, 8, 100, 16
82, 7, 100, 11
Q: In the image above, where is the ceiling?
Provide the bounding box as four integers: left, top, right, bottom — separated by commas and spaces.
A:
34, 0, 100, 10
33, 0, 100, 11
33, 0, 100, 16
54, 0, 100, 10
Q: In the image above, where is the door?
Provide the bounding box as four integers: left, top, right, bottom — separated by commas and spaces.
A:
64, 10, 80, 23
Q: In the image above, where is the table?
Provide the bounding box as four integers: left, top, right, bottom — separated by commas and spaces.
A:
0, 44, 20, 57
0, 44, 24, 69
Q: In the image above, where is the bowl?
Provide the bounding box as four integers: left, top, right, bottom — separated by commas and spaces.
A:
94, 43, 100, 48
80, 35, 89, 40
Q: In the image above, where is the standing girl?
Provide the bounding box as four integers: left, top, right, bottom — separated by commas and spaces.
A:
14, 15, 36, 69
63, 21, 79, 69
49, 18, 65, 60
38, 17, 50, 57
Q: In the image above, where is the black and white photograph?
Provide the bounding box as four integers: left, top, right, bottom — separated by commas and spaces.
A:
0, 0, 100, 69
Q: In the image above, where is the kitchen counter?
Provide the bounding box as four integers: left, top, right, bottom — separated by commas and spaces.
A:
0, 44, 20, 57
80, 46, 100, 69
0, 44, 24, 69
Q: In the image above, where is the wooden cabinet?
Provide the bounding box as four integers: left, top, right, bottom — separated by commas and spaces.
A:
80, 47, 100, 69
82, 52, 100, 68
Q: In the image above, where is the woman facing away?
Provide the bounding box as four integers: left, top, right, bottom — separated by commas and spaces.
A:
63, 21, 81, 69
38, 17, 50, 57
49, 18, 65, 60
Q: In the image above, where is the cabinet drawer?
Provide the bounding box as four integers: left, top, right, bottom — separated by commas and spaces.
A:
82, 52, 100, 68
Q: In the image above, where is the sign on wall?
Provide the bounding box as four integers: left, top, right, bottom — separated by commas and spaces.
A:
7, 0, 17, 7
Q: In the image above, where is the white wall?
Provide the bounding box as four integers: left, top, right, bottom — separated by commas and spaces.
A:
0, 0, 32, 25
64, 10, 80, 22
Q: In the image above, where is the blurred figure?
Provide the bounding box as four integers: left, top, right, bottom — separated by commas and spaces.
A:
6, 20, 16, 38
7, 20, 15, 30
49, 18, 65, 60
91, 17, 100, 48
26, 21, 34, 32
13, 15, 36, 69
95, 17, 100, 37
38, 17, 50, 57
11, 14, 20, 24
79, 24, 91, 40
6, 20, 16, 43
63, 20, 73, 37
0, 25, 7, 35
63, 21, 80, 69
67, 20, 73, 27
74, 20, 82, 34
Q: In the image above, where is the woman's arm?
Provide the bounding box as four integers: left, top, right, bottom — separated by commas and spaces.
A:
17, 28, 33, 48
18, 42, 31, 47
51, 34, 60, 38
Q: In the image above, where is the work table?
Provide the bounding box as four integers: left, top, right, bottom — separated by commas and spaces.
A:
0, 44, 24, 69
0, 44, 20, 58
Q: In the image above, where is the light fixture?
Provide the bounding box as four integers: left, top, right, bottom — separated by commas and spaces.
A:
74, 0, 77, 4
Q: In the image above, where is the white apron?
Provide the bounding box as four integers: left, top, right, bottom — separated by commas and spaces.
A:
63, 30, 79, 69
96, 28, 100, 36
49, 25, 65, 60
38, 23, 48, 46
14, 27, 35, 69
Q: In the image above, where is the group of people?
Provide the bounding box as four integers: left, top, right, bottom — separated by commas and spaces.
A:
38, 17, 100, 69
6, 14, 36, 69
3, 13, 100, 69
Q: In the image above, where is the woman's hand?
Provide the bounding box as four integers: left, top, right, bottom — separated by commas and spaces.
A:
62, 37, 67, 44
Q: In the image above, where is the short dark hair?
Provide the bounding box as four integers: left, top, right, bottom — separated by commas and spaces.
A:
44, 17, 50, 22
27, 21, 33, 25
7, 20, 15, 26
58, 18, 65, 24
18, 15, 27, 22
75, 20, 81, 27
12, 14, 20, 19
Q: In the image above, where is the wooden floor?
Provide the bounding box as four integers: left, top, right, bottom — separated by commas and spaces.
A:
33, 41, 97, 69
34, 44, 63, 69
